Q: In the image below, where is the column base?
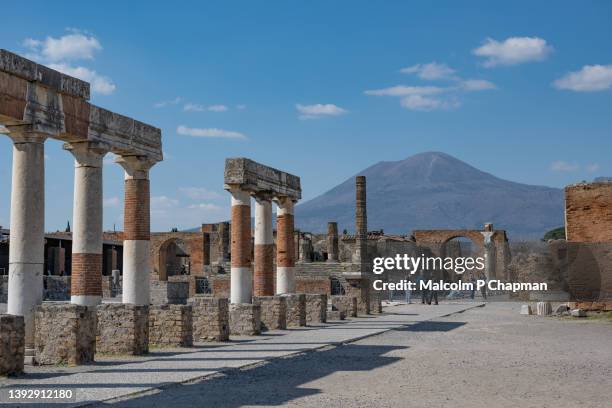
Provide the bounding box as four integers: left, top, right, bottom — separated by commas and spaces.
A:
189, 296, 230, 341
149, 305, 193, 347
254, 296, 287, 330
0, 314, 25, 375
282, 294, 306, 327
229, 303, 261, 335
331, 295, 358, 318
96, 304, 149, 355
305, 294, 327, 324
34, 303, 96, 365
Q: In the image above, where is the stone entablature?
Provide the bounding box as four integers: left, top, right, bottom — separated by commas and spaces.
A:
224, 158, 301, 200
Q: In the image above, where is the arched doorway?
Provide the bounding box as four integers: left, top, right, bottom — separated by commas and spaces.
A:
158, 238, 191, 281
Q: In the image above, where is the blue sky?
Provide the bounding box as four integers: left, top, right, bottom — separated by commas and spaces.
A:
1, 1, 611, 231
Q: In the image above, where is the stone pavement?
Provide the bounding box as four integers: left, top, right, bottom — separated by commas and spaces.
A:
0, 302, 483, 407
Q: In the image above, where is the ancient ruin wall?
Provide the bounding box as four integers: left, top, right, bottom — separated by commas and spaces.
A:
565, 182, 612, 242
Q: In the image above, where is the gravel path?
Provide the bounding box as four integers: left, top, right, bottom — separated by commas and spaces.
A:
108, 302, 612, 408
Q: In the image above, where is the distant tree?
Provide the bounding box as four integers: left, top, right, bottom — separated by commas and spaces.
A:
543, 226, 565, 241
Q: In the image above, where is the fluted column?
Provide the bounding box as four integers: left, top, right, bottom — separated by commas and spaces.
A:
64, 141, 108, 306
254, 194, 274, 296
6, 128, 46, 348
116, 156, 156, 305
275, 197, 295, 294
229, 188, 252, 303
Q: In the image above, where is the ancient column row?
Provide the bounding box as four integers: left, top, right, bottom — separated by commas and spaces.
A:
229, 189, 297, 304
4, 128, 157, 348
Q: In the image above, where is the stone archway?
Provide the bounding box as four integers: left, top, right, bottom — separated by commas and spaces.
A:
158, 238, 191, 281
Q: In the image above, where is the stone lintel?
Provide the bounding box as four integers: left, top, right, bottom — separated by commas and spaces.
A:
0, 49, 90, 99
224, 157, 301, 200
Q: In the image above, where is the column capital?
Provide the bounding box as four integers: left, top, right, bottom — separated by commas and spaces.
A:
115, 155, 157, 180
253, 191, 274, 203
228, 186, 250, 206
63, 141, 110, 168
274, 196, 295, 214
3, 125, 48, 144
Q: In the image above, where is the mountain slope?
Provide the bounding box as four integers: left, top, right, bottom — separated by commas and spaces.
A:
295, 152, 564, 239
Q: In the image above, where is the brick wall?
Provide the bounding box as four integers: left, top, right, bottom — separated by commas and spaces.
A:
565, 182, 612, 242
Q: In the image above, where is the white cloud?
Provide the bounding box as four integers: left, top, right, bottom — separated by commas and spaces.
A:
586, 163, 600, 173
473, 37, 553, 67
296, 103, 348, 119
177, 125, 247, 140
184, 103, 229, 112
364, 85, 444, 97
151, 196, 180, 213
459, 79, 497, 91
23, 32, 102, 62
550, 161, 579, 172
48, 63, 115, 95
400, 62, 456, 80
400, 95, 460, 111
553, 65, 612, 92
154, 97, 182, 108
179, 187, 222, 200
187, 203, 223, 211
103, 197, 120, 208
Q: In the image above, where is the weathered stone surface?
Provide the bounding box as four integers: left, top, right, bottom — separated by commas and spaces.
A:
150, 280, 189, 305
254, 296, 287, 330
565, 182, 612, 242
283, 294, 306, 327
571, 309, 586, 317
0, 49, 90, 99
96, 304, 149, 355
326, 310, 345, 321
189, 296, 229, 342
0, 314, 25, 376
305, 294, 327, 324
369, 291, 383, 314
344, 278, 370, 315
331, 295, 358, 318
224, 158, 301, 199
34, 303, 95, 365
520, 304, 532, 315
229, 303, 261, 335
149, 304, 193, 347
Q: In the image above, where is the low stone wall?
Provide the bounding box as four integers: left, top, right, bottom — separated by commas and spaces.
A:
189, 296, 230, 341
305, 294, 327, 324
150, 280, 189, 305
345, 278, 370, 315
149, 304, 193, 347
97, 304, 149, 355
254, 296, 287, 330
369, 292, 383, 314
35, 303, 95, 365
0, 314, 24, 376
229, 303, 261, 335
326, 309, 345, 320
283, 294, 306, 327
211, 275, 230, 298
331, 295, 358, 318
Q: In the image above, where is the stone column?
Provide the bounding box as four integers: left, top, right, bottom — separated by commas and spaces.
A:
116, 156, 155, 305
229, 188, 252, 304
353, 176, 367, 270
275, 197, 295, 294
482, 223, 496, 280
64, 142, 108, 306
327, 222, 339, 262
293, 230, 301, 260
6, 129, 46, 349
254, 195, 274, 296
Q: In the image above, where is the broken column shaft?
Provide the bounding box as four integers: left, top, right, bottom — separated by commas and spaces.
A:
327, 222, 339, 262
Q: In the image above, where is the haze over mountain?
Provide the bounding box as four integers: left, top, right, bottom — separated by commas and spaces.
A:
295, 152, 564, 239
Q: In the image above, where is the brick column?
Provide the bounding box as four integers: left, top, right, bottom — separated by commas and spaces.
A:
5, 129, 46, 349
64, 141, 108, 306
229, 188, 252, 304
116, 156, 156, 305
254, 194, 274, 296
275, 197, 295, 294
327, 222, 339, 262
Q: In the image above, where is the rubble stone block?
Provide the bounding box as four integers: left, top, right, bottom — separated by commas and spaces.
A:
189, 296, 230, 341
305, 294, 327, 324
96, 304, 149, 355
149, 304, 193, 347
0, 314, 25, 376
229, 303, 261, 335
35, 303, 95, 365
571, 309, 586, 317
283, 294, 306, 327
254, 296, 287, 330
326, 310, 345, 321
331, 295, 358, 318
369, 292, 383, 314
